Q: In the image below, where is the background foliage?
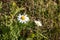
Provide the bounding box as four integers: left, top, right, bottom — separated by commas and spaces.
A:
0, 0, 60, 40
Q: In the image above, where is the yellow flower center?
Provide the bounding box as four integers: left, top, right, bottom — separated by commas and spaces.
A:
21, 16, 25, 20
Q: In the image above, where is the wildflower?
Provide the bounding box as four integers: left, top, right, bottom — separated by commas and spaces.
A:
17, 14, 29, 23
34, 20, 42, 26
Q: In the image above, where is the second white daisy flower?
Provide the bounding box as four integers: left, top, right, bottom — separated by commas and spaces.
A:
34, 20, 42, 26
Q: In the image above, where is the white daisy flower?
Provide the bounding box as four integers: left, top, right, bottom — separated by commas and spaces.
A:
34, 20, 42, 26
17, 14, 29, 23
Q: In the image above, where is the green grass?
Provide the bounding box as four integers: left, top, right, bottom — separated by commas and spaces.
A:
0, 0, 60, 40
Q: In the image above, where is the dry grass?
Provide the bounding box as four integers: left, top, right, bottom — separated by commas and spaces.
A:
0, 0, 60, 40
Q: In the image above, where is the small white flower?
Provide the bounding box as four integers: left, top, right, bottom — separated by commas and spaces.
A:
17, 14, 29, 23
34, 20, 42, 26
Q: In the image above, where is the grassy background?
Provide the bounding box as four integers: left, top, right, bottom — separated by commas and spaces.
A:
0, 0, 60, 40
